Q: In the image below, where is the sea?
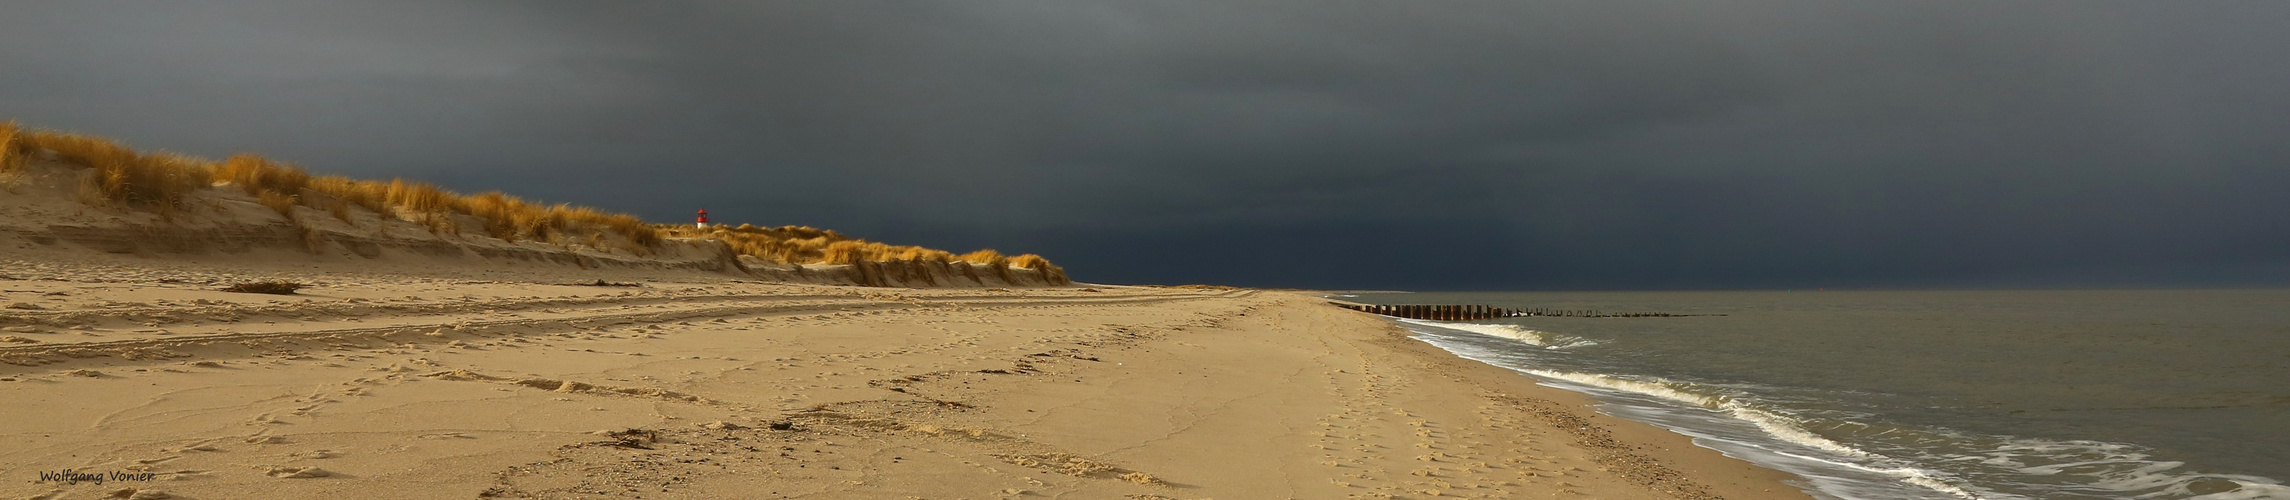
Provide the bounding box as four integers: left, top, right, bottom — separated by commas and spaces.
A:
1340, 289, 2290, 500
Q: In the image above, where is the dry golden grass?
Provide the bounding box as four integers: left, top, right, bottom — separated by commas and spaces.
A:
321, 195, 354, 223
959, 249, 1014, 282
1008, 253, 1069, 283
307, 176, 387, 214
256, 190, 299, 220
1007, 253, 1050, 268
594, 212, 659, 248
464, 191, 528, 241
23, 131, 208, 211
958, 249, 1006, 266
0, 121, 27, 175
213, 153, 308, 197
0, 126, 663, 247
220, 281, 305, 295
660, 224, 859, 264
4, 122, 1064, 282
659, 224, 1067, 283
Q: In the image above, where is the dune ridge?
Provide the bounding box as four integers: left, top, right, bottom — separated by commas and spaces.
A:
0, 121, 1066, 287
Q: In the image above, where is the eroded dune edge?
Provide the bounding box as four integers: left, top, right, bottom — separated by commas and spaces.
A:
0, 121, 1067, 289
0, 254, 1808, 499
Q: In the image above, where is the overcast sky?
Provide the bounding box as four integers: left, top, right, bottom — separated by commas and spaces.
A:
5, 1, 2287, 289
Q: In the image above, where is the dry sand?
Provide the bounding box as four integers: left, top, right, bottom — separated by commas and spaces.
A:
2, 157, 1807, 499
0, 259, 1810, 500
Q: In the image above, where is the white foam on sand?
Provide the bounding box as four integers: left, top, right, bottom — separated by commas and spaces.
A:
1398, 319, 1608, 349
1400, 321, 1985, 499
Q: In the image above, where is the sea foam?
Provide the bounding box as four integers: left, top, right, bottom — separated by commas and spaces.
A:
1398, 319, 2290, 500
1399, 320, 1985, 499
1398, 319, 1600, 349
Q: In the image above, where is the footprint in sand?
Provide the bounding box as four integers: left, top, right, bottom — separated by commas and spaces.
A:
287, 449, 340, 460
264, 466, 331, 478
104, 487, 174, 499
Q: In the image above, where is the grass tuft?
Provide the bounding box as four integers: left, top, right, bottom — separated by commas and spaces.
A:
221, 281, 305, 295
383, 179, 461, 234
306, 176, 388, 215
0, 121, 27, 175
465, 191, 529, 241
1008, 253, 1069, 283
26, 131, 207, 211
212, 153, 308, 197
958, 249, 1007, 266
256, 190, 299, 220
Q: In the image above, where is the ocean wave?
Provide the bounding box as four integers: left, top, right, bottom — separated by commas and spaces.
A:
1551, 338, 1602, 350
1933, 432, 2290, 499
1521, 370, 1861, 454
1398, 322, 1985, 498
1399, 319, 1602, 349
1553, 367, 2290, 500
1509, 368, 1986, 498
1400, 322, 2290, 500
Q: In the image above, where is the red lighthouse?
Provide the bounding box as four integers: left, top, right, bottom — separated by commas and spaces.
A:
695, 209, 710, 229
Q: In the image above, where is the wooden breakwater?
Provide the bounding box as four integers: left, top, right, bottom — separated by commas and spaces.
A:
1329, 302, 1711, 320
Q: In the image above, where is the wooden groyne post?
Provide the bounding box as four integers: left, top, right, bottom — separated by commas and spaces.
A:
1325, 301, 1713, 320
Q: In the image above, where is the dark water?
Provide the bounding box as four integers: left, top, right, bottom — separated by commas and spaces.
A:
1344, 289, 2290, 499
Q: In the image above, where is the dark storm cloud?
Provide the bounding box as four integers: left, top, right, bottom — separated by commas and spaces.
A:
6, 1, 2288, 288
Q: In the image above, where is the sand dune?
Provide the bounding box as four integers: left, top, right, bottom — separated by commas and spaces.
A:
0, 139, 1062, 289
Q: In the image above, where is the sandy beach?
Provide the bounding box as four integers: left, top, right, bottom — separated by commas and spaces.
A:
0, 122, 1809, 499
12, 2, 2287, 496
0, 251, 1807, 500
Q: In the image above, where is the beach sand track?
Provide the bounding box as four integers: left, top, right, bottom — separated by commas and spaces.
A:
0, 288, 1243, 369
0, 281, 1797, 499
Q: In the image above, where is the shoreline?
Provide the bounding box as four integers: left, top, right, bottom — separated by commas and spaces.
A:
1342, 298, 1816, 499
1358, 290, 2290, 500
0, 264, 1810, 498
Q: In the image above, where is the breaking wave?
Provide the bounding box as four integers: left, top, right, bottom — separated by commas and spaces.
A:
1399, 319, 1601, 349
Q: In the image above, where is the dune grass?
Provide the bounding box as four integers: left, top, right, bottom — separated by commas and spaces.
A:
0, 125, 667, 248
658, 224, 941, 265
220, 281, 306, 295
658, 224, 1070, 283
1, 121, 28, 175
0, 122, 1067, 283
22, 130, 208, 214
